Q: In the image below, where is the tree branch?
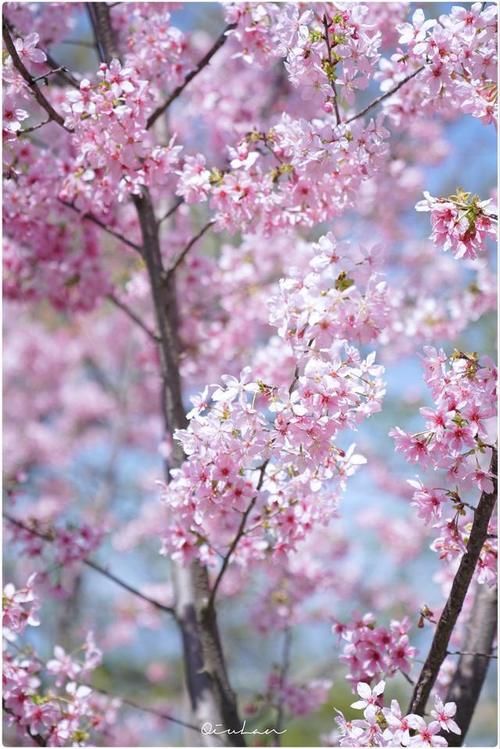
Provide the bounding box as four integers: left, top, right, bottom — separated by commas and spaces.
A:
408, 448, 497, 716
86, 6, 244, 739
443, 582, 498, 745
446, 650, 497, 658
107, 292, 159, 342
133, 185, 245, 746
346, 65, 425, 124
86, 2, 119, 63
158, 197, 184, 226
166, 221, 214, 278
18, 118, 51, 135
207, 461, 269, 612
322, 14, 341, 126
59, 199, 143, 254
4, 647, 202, 737
3, 513, 176, 617
42, 52, 81, 89
147, 23, 236, 129
3, 19, 72, 132
91, 687, 202, 734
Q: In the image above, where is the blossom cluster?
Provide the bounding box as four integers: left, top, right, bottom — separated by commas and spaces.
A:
4, 3, 75, 48
61, 60, 181, 211
9, 520, 103, 565
3, 573, 40, 638
330, 680, 460, 747
178, 114, 390, 234
381, 3, 497, 126
333, 613, 416, 687
415, 190, 496, 260
3, 576, 117, 747
160, 234, 386, 566
112, 3, 190, 90
391, 347, 497, 584
3, 141, 110, 312
2, 31, 47, 139
225, 3, 384, 100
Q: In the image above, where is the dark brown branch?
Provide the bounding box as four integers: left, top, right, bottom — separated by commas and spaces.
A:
3, 20, 72, 132
86, 3, 119, 63
147, 23, 236, 129
132, 188, 188, 448
107, 292, 159, 342
166, 221, 214, 277
59, 199, 143, 254
207, 461, 269, 611
3, 513, 176, 617
408, 448, 497, 716
443, 582, 498, 745
346, 65, 425, 124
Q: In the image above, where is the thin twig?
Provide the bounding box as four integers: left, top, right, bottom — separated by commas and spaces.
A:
42, 51, 81, 89
207, 461, 269, 611
446, 650, 497, 658
18, 119, 51, 135
59, 199, 143, 254
93, 688, 201, 733
158, 197, 184, 226
346, 65, 425, 124
322, 14, 341, 126
3, 513, 176, 617
166, 221, 214, 277
147, 23, 236, 129
2, 20, 72, 132
401, 671, 416, 686
31, 66, 66, 84
107, 292, 159, 342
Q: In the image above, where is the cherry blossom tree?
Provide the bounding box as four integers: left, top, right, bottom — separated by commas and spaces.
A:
2, 2, 497, 747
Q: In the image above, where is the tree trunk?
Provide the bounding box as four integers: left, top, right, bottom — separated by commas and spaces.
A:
87, 8, 244, 742
444, 581, 497, 746
133, 189, 244, 744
